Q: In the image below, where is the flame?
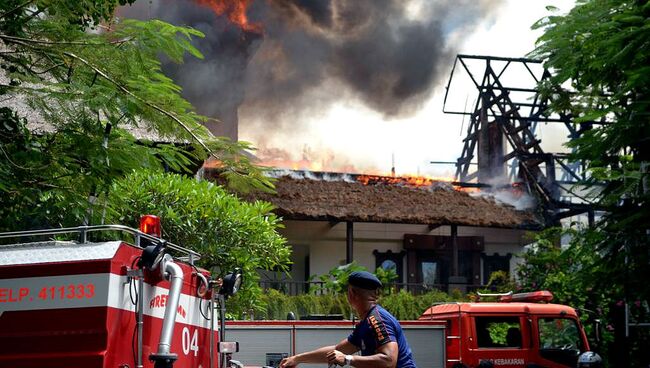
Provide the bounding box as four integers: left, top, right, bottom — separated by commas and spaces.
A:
253, 147, 481, 192
355, 174, 475, 191
256, 159, 473, 191
194, 0, 261, 33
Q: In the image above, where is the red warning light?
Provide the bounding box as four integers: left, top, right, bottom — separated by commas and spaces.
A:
139, 215, 161, 237
500, 291, 554, 303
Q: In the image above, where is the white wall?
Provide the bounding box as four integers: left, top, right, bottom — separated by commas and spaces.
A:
278, 220, 536, 284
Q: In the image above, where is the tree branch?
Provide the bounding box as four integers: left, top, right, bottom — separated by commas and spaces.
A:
62, 51, 216, 158
0, 145, 50, 171
0, 33, 102, 46
1, 33, 220, 160
0, 0, 37, 20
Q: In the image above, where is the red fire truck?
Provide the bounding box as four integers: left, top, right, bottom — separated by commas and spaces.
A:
0, 216, 242, 368
0, 218, 600, 368
419, 291, 595, 367
227, 291, 598, 368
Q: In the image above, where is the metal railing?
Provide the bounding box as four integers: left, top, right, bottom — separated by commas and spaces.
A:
259, 280, 326, 295
0, 224, 201, 263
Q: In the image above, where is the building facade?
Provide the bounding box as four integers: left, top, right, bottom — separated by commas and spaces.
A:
246, 173, 542, 294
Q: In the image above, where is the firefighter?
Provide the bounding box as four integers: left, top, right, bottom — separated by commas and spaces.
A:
279, 271, 417, 368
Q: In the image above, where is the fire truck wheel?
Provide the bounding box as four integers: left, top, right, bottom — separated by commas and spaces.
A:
452, 363, 470, 368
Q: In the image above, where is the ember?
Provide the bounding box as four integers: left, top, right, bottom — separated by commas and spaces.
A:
194, 0, 260, 33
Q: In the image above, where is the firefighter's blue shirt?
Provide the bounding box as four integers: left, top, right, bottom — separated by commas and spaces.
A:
347, 305, 417, 368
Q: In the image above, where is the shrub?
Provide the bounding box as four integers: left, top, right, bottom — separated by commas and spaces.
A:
255, 288, 464, 321
106, 170, 291, 314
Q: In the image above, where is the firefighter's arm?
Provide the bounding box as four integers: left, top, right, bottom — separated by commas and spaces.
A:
279, 338, 351, 368
327, 341, 397, 368
334, 338, 361, 354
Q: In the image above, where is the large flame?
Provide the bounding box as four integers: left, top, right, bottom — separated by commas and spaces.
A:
255, 158, 476, 191
253, 147, 479, 192
194, 0, 260, 33
355, 173, 483, 193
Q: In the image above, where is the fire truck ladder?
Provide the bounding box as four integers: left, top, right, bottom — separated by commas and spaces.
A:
443, 54, 604, 224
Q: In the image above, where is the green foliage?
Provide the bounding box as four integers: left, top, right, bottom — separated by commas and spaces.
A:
308, 262, 365, 295
0, 0, 273, 231
258, 263, 460, 320
516, 228, 614, 357
308, 263, 402, 297
484, 321, 519, 346
256, 289, 353, 320
1, 0, 136, 34
480, 270, 517, 294
380, 289, 461, 320
256, 288, 460, 321
0, 0, 286, 331
0, 104, 195, 230
530, 1, 650, 364
105, 171, 291, 312
375, 266, 399, 295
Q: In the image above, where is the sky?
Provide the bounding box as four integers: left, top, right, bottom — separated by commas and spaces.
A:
238, 0, 576, 178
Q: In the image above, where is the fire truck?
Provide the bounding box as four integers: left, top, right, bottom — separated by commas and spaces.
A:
227, 291, 598, 368
0, 217, 600, 368
419, 291, 596, 367
0, 216, 242, 368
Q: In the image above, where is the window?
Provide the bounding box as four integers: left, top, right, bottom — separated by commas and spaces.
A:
481, 253, 512, 285
421, 261, 439, 285
373, 250, 405, 282
538, 318, 582, 366
475, 316, 522, 348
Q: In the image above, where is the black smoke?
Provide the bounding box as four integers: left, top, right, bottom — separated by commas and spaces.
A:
120, 0, 502, 139
119, 0, 262, 139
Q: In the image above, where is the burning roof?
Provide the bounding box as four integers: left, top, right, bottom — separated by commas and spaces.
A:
243, 171, 543, 229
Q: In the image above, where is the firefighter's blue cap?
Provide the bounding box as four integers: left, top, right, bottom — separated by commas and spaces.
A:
348, 271, 382, 290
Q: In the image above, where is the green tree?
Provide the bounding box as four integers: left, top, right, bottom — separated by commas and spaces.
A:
528, 1, 650, 364
106, 171, 290, 314
517, 228, 613, 350
0, 0, 286, 314
0, 0, 270, 231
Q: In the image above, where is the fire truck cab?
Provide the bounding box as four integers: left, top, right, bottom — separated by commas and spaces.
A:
0, 217, 241, 368
419, 291, 591, 368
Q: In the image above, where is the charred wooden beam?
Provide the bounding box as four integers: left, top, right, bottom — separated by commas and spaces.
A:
451, 225, 459, 277
452, 181, 491, 188
346, 221, 353, 264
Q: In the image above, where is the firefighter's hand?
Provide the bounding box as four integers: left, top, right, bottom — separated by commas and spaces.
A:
279, 356, 298, 368
326, 350, 346, 366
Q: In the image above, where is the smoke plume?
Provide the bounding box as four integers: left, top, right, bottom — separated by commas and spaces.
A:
120, 0, 502, 141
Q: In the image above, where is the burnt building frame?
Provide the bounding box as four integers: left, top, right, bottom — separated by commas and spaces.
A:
442, 54, 604, 224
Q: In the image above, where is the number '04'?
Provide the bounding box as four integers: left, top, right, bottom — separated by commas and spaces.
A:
182, 327, 199, 356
